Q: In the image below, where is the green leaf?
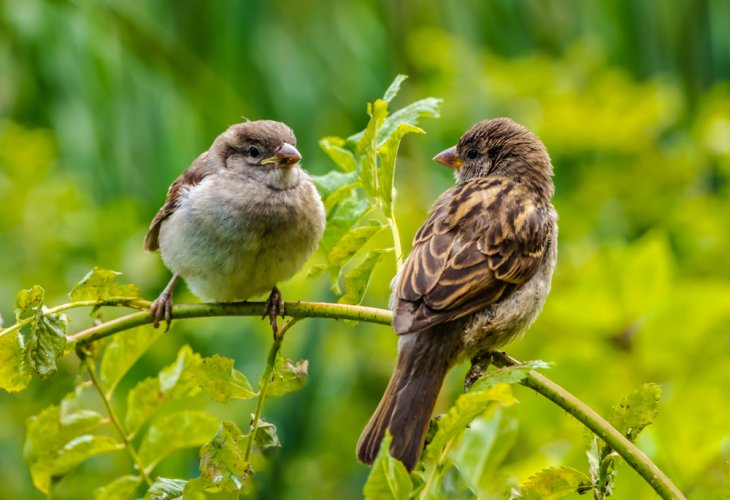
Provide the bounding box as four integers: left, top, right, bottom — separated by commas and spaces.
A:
424, 383, 517, 466
126, 346, 203, 434
199, 421, 250, 492
337, 249, 390, 305
357, 99, 389, 154
191, 354, 256, 403
376, 98, 442, 147
144, 477, 187, 500
182, 476, 219, 498
14, 284, 45, 321
95, 475, 142, 500
377, 122, 424, 213
324, 181, 361, 214
28, 433, 121, 494
138, 411, 221, 472
69, 267, 140, 301
327, 224, 384, 269
608, 382, 662, 442
100, 325, 163, 396
363, 432, 413, 500
0, 330, 31, 392
267, 357, 308, 397
449, 410, 518, 494
26, 310, 67, 379
25, 403, 105, 465
319, 136, 358, 172
159, 345, 202, 395
382, 74, 408, 103
468, 360, 550, 393
311, 170, 359, 199
252, 416, 281, 451
320, 197, 372, 256
519, 467, 593, 499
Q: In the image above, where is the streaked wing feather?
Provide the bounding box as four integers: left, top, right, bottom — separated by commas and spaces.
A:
394, 177, 552, 334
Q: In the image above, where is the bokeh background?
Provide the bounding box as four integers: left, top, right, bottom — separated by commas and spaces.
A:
1, 0, 729, 498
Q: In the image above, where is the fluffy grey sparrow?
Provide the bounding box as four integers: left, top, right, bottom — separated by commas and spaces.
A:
357, 118, 558, 471
145, 120, 326, 331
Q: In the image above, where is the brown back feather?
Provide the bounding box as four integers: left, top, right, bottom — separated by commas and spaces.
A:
393, 176, 553, 334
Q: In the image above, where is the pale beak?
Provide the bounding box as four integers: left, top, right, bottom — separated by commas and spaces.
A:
261, 143, 302, 168
433, 146, 462, 169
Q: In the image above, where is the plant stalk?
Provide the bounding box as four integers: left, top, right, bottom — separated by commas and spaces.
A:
82, 355, 153, 486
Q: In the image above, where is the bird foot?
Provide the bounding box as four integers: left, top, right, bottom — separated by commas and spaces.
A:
150, 293, 174, 332
263, 287, 286, 337
150, 273, 180, 332
464, 351, 494, 391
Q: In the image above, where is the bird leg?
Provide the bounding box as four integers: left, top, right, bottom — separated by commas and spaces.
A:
263, 286, 285, 337
150, 273, 180, 332
464, 351, 494, 391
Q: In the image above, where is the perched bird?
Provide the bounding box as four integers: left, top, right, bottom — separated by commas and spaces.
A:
145, 120, 326, 331
357, 118, 558, 471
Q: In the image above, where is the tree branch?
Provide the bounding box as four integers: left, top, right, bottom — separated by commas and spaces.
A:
66, 301, 392, 346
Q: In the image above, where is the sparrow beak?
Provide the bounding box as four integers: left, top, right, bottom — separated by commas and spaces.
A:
261, 143, 302, 168
433, 146, 462, 169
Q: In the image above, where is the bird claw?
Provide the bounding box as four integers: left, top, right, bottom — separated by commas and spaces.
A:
150, 293, 174, 332
464, 351, 494, 391
263, 287, 285, 337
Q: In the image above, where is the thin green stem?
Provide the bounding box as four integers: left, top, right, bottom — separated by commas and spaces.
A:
82, 355, 153, 486
244, 318, 299, 461
491, 352, 685, 500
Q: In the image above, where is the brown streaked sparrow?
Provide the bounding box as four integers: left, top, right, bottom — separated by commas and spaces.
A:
357, 118, 558, 471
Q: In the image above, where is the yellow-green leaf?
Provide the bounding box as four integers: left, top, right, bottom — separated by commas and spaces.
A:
520, 467, 593, 499
138, 411, 220, 472
338, 249, 390, 305
144, 477, 187, 500
100, 325, 163, 397
26, 310, 67, 379
423, 383, 517, 466
468, 360, 550, 393
14, 285, 45, 321
319, 136, 357, 172
377, 122, 424, 213
191, 354, 256, 403
327, 225, 384, 268
125, 346, 203, 433
95, 475, 142, 500
199, 421, 250, 492
363, 433, 412, 500
69, 267, 139, 301
608, 382, 662, 442
267, 357, 308, 397
0, 331, 31, 392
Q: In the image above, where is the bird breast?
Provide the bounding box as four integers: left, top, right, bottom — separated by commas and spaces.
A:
157, 169, 325, 302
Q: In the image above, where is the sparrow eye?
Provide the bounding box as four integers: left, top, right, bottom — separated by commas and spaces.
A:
248, 146, 260, 158
466, 149, 479, 159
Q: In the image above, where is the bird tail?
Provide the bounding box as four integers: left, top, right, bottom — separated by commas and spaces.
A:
356, 331, 456, 471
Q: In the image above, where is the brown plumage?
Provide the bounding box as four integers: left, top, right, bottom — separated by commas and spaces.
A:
357, 118, 558, 471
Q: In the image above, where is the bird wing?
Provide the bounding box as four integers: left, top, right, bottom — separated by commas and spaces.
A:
144, 152, 217, 251
393, 176, 554, 334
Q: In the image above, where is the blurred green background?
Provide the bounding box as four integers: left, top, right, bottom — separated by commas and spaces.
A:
1, 0, 729, 498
